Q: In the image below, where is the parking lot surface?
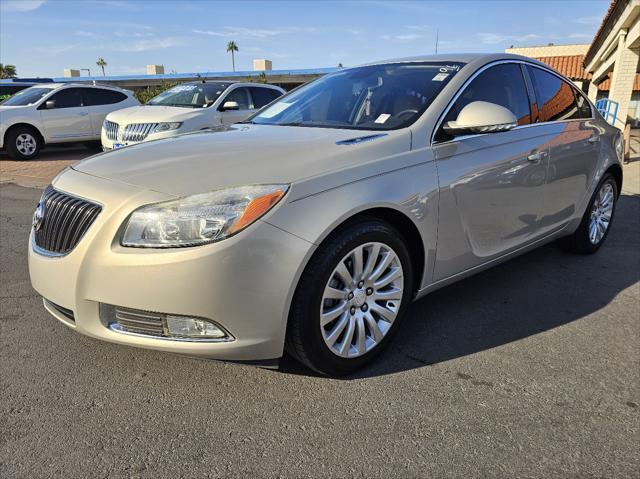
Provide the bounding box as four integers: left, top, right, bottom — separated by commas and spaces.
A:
1, 169, 639, 477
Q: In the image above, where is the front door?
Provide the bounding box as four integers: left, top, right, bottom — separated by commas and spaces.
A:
39, 88, 93, 141
432, 62, 551, 281
219, 87, 255, 125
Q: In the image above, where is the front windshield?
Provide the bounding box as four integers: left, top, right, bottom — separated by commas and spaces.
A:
250, 62, 463, 130
1, 86, 53, 106
147, 83, 226, 108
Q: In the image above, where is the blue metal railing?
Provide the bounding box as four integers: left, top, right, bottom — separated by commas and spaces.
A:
595, 98, 619, 126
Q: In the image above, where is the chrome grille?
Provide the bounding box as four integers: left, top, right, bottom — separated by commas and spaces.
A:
122, 123, 158, 142
33, 186, 101, 255
105, 305, 166, 337
103, 120, 119, 141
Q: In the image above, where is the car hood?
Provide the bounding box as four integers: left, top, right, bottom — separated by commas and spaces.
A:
105, 105, 207, 124
72, 124, 411, 197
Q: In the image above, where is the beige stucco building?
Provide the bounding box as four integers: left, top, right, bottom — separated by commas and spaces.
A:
583, 0, 640, 129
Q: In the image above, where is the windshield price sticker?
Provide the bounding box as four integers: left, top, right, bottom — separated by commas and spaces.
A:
432, 73, 449, 81
375, 113, 391, 124
172, 85, 197, 92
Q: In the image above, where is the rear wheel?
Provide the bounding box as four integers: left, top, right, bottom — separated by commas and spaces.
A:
5, 126, 41, 160
286, 219, 413, 376
560, 173, 618, 254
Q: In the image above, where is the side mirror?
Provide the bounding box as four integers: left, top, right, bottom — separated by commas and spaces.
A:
220, 101, 239, 111
45, 100, 56, 109
443, 101, 517, 135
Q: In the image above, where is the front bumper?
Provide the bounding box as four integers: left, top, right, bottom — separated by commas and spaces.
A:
28, 168, 314, 361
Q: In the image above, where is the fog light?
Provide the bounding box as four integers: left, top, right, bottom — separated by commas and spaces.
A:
165, 315, 227, 339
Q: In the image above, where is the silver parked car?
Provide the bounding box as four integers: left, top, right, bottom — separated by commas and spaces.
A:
29, 54, 623, 375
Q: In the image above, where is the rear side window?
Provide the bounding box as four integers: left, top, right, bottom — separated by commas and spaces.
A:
49, 88, 83, 108
249, 87, 282, 109
528, 66, 579, 122
437, 63, 532, 141
83, 88, 127, 106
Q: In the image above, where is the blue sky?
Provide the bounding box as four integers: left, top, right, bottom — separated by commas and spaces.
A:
1, 0, 610, 77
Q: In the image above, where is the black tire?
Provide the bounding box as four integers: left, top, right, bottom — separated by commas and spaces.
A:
285, 218, 414, 376
5, 126, 41, 160
84, 141, 103, 151
559, 173, 618, 254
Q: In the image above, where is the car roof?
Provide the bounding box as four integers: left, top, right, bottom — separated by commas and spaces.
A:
359, 52, 549, 68
41, 82, 132, 93
182, 81, 281, 89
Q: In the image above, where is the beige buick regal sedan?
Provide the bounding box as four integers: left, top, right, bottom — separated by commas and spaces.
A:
29, 54, 623, 375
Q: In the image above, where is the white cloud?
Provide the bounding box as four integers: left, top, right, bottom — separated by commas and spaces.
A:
75, 30, 101, 38
193, 26, 317, 40
381, 33, 423, 41
568, 32, 594, 40
114, 37, 185, 52
478, 32, 540, 45
1, 0, 45, 12
574, 16, 600, 25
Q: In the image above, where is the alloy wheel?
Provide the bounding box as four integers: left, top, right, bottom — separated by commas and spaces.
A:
320, 242, 404, 358
588, 182, 614, 245
16, 133, 37, 156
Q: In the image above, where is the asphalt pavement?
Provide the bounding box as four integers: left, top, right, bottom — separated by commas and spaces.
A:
0, 181, 638, 478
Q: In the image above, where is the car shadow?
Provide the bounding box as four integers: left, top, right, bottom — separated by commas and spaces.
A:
279, 193, 639, 379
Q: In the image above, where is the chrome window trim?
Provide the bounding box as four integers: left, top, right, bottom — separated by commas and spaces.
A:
430, 59, 596, 146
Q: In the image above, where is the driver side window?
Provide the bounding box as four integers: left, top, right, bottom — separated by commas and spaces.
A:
223, 88, 251, 110
437, 63, 531, 142
49, 88, 84, 109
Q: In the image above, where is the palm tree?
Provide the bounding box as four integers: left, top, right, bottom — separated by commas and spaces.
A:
0, 63, 17, 79
226, 41, 239, 72
257, 71, 267, 83
96, 57, 107, 76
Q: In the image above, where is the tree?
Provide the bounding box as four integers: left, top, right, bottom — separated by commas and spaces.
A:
257, 71, 267, 83
96, 57, 107, 76
226, 41, 239, 72
0, 63, 17, 79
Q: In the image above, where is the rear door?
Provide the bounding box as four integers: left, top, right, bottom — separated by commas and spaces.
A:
432, 62, 551, 281
39, 87, 93, 141
219, 87, 254, 124
83, 88, 130, 135
525, 65, 600, 233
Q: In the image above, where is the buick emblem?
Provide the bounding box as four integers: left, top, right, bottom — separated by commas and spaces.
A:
32, 202, 45, 231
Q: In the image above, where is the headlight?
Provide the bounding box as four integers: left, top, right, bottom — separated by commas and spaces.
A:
153, 122, 182, 133
121, 184, 288, 248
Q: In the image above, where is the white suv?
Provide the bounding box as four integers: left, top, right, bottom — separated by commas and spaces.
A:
101, 81, 284, 150
0, 83, 139, 160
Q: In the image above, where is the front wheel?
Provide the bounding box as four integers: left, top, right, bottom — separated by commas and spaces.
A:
560, 173, 618, 254
286, 219, 413, 376
5, 126, 41, 160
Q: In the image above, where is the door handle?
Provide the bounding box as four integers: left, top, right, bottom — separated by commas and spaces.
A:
527, 150, 548, 162
588, 135, 600, 143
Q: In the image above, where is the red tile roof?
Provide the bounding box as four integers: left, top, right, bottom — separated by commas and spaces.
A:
535, 55, 590, 80
533, 54, 640, 91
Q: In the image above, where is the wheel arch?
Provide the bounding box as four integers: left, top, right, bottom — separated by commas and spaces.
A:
4, 122, 45, 147
606, 163, 623, 198
303, 205, 426, 296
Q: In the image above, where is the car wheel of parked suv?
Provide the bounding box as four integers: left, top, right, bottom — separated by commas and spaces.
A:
6, 126, 41, 161
560, 173, 618, 254
286, 218, 413, 376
